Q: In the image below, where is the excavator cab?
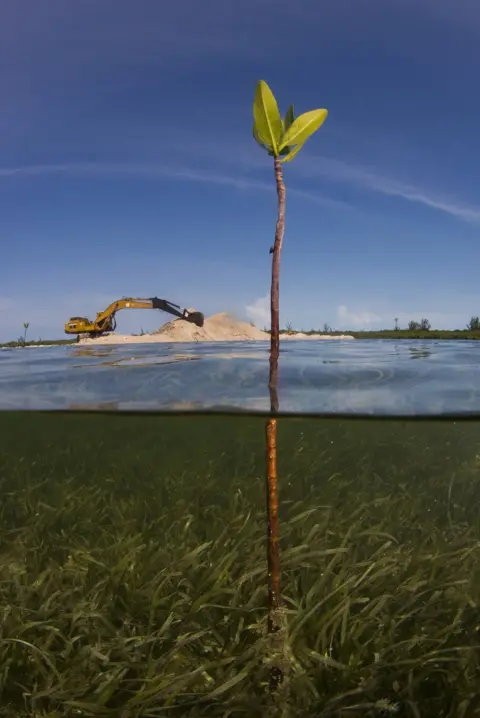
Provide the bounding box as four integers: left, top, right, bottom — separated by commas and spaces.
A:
65, 317, 91, 332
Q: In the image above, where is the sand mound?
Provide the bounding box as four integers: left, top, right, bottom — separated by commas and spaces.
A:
155, 312, 269, 342
76, 311, 354, 345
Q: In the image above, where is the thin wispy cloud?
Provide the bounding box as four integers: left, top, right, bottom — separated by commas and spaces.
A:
125, 135, 480, 225
295, 156, 480, 223
337, 305, 383, 328
0, 161, 349, 211
2, 156, 476, 223
335, 304, 473, 330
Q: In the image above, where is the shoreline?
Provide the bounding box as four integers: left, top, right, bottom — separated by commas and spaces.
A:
77, 332, 355, 347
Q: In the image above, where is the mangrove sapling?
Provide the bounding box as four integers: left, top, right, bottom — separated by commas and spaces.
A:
252, 79, 328, 690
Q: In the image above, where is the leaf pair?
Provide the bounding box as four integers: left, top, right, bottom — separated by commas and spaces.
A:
253, 80, 328, 163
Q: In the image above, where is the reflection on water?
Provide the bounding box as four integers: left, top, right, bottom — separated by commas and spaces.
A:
1, 339, 480, 413
74, 353, 202, 369
71, 347, 117, 359
409, 345, 432, 360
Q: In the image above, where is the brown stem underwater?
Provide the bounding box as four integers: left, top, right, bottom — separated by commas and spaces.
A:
266, 416, 282, 691
266, 417, 280, 615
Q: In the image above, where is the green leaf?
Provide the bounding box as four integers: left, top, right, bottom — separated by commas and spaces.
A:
253, 80, 283, 156
252, 123, 271, 153
279, 108, 328, 151
284, 104, 295, 132
270, 144, 291, 156
280, 144, 304, 163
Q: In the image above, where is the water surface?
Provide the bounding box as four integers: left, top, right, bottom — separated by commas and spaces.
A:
1, 339, 479, 413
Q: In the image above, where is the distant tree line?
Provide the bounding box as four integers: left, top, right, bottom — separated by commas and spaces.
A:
467, 316, 480, 330
280, 316, 480, 335
406, 318, 431, 331
393, 316, 480, 332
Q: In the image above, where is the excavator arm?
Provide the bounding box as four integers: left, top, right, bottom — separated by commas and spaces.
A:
64, 296, 204, 338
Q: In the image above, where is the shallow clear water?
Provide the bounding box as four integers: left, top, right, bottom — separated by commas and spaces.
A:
1, 338, 480, 413
1, 411, 480, 714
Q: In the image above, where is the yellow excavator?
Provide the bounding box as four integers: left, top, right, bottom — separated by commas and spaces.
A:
64, 297, 204, 339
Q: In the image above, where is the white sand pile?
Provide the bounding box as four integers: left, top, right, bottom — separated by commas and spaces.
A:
155, 312, 268, 342
76, 312, 354, 345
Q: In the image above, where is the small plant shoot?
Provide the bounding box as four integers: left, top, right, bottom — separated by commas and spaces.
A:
253, 80, 327, 163
252, 79, 328, 692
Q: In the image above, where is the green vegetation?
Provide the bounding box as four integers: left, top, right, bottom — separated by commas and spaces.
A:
252, 79, 328, 164
0, 338, 76, 349
408, 318, 431, 331
278, 328, 480, 340
0, 321, 77, 348
1, 411, 480, 716
352, 329, 480, 340
279, 314, 480, 338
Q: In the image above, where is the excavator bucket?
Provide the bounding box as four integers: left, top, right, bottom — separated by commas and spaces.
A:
185, 311, 204, 328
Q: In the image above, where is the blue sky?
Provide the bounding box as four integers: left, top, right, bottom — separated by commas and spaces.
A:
2, 0, 480, 341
